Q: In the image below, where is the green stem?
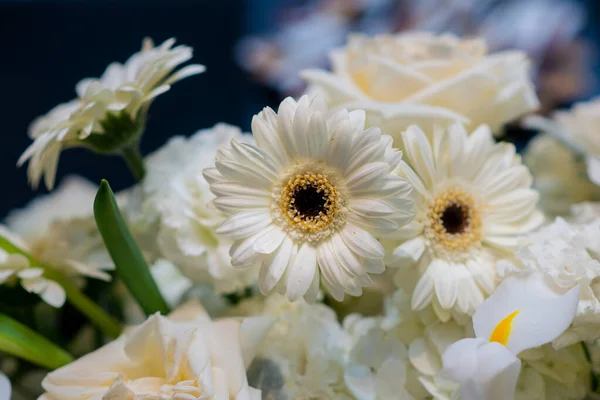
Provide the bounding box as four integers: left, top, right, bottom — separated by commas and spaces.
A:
43, 268, 122, 339
582, 342, 599, 392
122, 146, 146, 182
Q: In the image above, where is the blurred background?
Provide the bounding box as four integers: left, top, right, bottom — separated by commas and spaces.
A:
1, 0, 599, 218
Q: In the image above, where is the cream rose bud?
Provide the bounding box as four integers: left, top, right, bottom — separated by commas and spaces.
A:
39, 303, 274, 400
302, 32, 539, 141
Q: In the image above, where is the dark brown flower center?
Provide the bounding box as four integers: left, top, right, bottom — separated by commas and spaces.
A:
441, 203, 469, 234
292, 185, 327, 218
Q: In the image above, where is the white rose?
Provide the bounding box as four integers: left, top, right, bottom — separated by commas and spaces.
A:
302, 32, 539, 141
39, 302, 274, 399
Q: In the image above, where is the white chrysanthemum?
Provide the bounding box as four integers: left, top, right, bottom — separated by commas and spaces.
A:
526, 97, 600, 187
39, 302, 274, 400
498, 217, 600, 347
0, 177, 113, 307
302, 32, 539, 141
524, 134, 600, 217
138, 124, 259, 294
19, 38, 205, 190
204, 95, 415, 302
387, 123, 543, 320
231, 294, 353, 400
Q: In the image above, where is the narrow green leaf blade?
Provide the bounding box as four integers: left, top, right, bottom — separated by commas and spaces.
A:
93, 180, 169, 315
0, 314, 73, 369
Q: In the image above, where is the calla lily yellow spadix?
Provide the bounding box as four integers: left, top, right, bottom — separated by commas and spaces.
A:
442, 273, 580, 400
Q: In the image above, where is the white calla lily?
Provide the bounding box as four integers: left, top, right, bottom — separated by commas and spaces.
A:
443, 273, 580, 400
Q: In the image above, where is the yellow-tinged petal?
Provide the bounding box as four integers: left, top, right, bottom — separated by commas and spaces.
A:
489, 310, 520, 346
473, 273, 579, 355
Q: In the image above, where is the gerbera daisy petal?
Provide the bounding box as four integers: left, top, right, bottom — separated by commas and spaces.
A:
207, 95, 414, 301
286, 244, 317, 302
258, 236, 294, 294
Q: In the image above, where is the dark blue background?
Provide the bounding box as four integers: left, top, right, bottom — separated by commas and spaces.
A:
0, 0, 276, 218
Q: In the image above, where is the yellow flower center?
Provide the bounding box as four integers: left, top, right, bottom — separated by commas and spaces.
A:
273, 164, 347, 242
424, 186, 483, 258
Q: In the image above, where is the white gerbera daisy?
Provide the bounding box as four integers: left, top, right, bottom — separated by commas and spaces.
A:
19, 37, 205, 190
204, 95, 415, 302
388, 123, 543, 319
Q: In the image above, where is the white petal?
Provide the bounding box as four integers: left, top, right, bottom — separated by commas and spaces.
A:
350, 198, 395, 218
286, 244, 317, 302
216, 211, 272, 240
306, 111, 328, 160
212, 196, 270, 214
303, 266, 321, 303
402, 125, 436, 187
215, 160, 272, 188
230, 234, 265, 267
252, 224, 286, 255
473, 273, 580, 355
345, 162, 390, 192
331, 234, 364, 277
316, 243, 346, 301
433, 260, 458, 309
443, 338, 521, 400
259, 236, 295, 294
412, 267, 435, 310
339, 223, 384, 259
388, 236, 425, 266
41, 280, 67, 308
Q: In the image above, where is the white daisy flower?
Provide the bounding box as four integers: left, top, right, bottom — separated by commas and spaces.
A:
0, 177, 113, 307
19, 37, 205, 190
388, 123, 543, 320
204, 95, 415, 302
135, 124, 259, 294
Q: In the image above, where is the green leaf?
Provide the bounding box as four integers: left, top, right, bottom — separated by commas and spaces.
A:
93, 180, 169, 316
0, 313, 73, 369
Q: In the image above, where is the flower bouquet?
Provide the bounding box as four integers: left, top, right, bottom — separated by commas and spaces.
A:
2, 32, 600, 400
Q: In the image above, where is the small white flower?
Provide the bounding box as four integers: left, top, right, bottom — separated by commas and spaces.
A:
388, 123, 543, 319
498, 217, 600, 347
19, 38, 205, 190
0, 177, 113, 307
39, 302, 274, 399
443, 273, 580, 400
302, 32, 539, 141
524, 134, 600, 217
139, 124, 259, 294
205, 95, 415, 302
232, 294, 352, 400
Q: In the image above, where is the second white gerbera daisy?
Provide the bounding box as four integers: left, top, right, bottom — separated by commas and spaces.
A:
204, 95, 414, 302
388, 123, 543, 320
